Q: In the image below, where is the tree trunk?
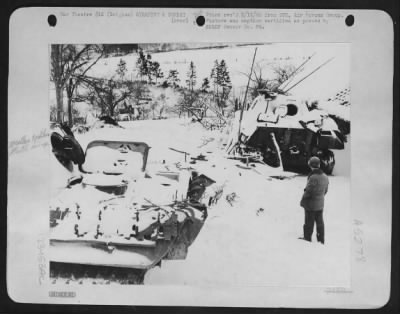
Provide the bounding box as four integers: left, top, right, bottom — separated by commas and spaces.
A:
51, 45, 64, 123
107, 89, 113, 117
67, 97, 73, 127
55, 83, 64, 123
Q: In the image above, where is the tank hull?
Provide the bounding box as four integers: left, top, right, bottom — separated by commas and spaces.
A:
246, 126, 343, 174
50, 218, 204, 269
49, 128, 222, 283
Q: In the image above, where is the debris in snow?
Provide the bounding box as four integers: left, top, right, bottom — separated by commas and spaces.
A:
225, 192, 237, 206
256, 208, 265, 216
197, 137, 215, 148
191, 154, 208, 162
236, 164, 252, 170
71, 124, 90, 134
269, 174, 298, 180
99, 116, 121, 127
169, 147, 190, 162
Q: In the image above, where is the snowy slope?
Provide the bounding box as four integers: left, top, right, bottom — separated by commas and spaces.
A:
48, 43, 350, 124
87, 43, 350, 101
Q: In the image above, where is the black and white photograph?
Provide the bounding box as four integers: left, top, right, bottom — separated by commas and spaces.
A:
47, 42, 351, 285
6, 7, 393, 307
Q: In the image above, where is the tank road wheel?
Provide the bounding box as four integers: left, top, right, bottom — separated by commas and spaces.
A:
49, 262, 146, 285
319, 150, 335, 175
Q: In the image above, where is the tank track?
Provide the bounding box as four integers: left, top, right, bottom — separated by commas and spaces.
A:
50, 262, 147, 285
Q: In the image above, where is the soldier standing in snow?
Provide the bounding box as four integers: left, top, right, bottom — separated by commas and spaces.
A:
299, 156, 329, 244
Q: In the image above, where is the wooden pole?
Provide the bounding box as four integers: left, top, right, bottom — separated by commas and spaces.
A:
237, 47, 258, 142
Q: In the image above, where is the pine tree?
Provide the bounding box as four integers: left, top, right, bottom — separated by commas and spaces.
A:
219, 59, 231, 88
136, 48, 154, 83
216, 60, 224, 86
201, 77, 210, 92
210, 60, 219, 86
209, 59, 232, 116
148, 61, 160, 84
185, 61, 197, 91
136, 48, 147, 80
210, 59, 220, 100
167, 69, 180, 88
151, 61, 164, 84
146, 53, 154, 84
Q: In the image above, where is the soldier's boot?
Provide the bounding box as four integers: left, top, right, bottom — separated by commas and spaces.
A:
316, 224, 325, 244
303, 225, 312, 242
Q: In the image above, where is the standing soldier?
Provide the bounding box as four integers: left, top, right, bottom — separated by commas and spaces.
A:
299, 156, 329, 244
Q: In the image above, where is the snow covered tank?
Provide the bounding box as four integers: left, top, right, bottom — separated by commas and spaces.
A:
49, 122, 220, 282
227, 90, 345, 174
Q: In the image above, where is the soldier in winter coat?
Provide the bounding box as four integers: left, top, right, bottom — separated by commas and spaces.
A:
300, 156, 329, 244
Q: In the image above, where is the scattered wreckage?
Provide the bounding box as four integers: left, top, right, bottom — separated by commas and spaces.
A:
49, 118, 222, 282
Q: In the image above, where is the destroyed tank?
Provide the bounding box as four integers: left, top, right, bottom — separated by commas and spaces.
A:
225, 53, 348, 175
227, 90, 345, 174
49, 121, 220, 283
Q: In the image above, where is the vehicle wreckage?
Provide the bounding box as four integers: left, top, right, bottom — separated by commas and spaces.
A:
49, 121, 222, 282
226, 55, 346, 175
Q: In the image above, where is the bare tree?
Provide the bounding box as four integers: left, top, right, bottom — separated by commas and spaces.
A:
245, 63, 275, 100
157, 93, 167, 119
79, 77, 139, 117
270, 63, 297, 86
50, 46, 65, 123
50, 44, 104, 125
175, 90, 196, 118
150, 100, 158, 119
240, 62, 301, 102
129, 81, 151, 107
176, 90, 215, 122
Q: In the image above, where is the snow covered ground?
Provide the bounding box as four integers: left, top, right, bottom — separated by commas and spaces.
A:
145, 172, 350, 287
47, 118, 350, 287
134, 120, 351, 287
